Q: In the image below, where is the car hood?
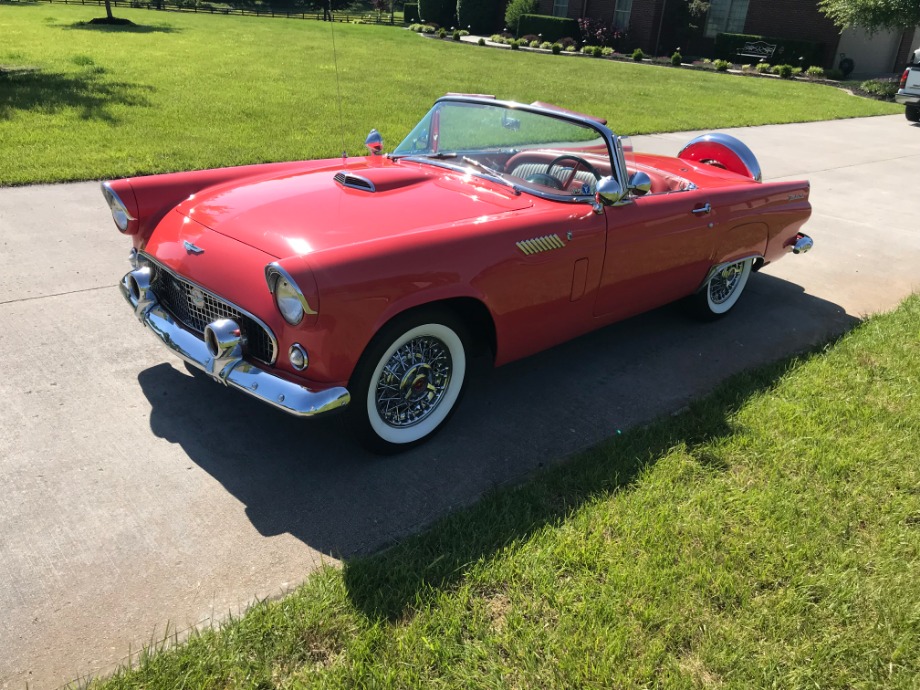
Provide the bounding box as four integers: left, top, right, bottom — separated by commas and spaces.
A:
174, 160, 533, 259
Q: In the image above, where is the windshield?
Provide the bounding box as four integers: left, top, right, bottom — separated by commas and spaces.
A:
393, 100, 615, 198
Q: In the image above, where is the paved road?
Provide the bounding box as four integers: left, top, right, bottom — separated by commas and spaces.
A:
1, 114, 918, 688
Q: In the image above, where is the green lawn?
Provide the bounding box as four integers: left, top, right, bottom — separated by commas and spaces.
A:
0, 2, 900, 185
94, 296, 920, 688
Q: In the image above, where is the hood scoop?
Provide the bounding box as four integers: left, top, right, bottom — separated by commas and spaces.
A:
334, 171, 375, 192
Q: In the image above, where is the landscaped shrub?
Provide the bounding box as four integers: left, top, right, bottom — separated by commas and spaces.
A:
529, 39, 539, 47
452, 29, 461, 40
456, 0, 499, 35
459, 29, 469, 35
403, 2, 419, 23
551, 42, 562, 54
860, 77, 899, 99
540, 41, 553, 49
565, 44, 576, 52
504, 0, 536, 35
510, 39, 520, 49
755, 61, 772, 73
438, 27, 447, 38
577, 16, 624, 48
806, 65, 824, 78
592, 46, 603, 57
714, 32, 823, 68
602, 46, 614, 56
714, 59, 730, 71
517, 14, 578, 43
418, 0, 453, 27
774, 63, 793, 78
490, 33, 503, 42
581, 45, 597, 54
520, 34, 539, 42
478, 37, 485, 45
558, 36, 576, 48
631, 48, 645, 61
671, 51, 682, 66
825, 68, 843, 80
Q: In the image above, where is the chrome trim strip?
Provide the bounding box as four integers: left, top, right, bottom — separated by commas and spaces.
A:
141, 253, 279, 365
121, 273, 350, 417
264, 262, 319, 316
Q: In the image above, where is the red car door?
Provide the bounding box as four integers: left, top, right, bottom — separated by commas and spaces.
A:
593, 188, 716, 321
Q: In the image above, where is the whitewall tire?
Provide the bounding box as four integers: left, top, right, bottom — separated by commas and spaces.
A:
350, 310, 468, 453
690, 258, 753, 319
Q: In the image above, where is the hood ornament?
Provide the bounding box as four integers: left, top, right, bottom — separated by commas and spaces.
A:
365, 129, 384, 156
183, 240, 205, 255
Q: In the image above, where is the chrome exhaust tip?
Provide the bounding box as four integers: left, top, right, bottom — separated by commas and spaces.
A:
792, 233, 813, 255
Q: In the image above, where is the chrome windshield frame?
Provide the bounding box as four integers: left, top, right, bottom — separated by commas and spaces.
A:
391, 95, 628, 205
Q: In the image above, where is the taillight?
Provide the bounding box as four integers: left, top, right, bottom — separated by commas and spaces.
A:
900, 68, 909, 89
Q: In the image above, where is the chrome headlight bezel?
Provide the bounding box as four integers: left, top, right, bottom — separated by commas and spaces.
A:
101, 182, 136, 233
265, 263, 317, 326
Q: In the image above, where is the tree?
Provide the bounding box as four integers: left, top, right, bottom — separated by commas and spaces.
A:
504, 0, 536, 34
819, 0, 920, 33
104, 0, 114, 19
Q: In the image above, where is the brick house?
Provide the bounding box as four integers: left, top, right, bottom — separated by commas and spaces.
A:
537, 0, 919, 73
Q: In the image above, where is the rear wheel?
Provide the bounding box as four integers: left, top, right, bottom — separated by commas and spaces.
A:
349, 309, 468, 454
906, 105, 920, 122
688, 258, 753, 320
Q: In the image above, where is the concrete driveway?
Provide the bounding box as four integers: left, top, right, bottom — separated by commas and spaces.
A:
1, 114, 918, 688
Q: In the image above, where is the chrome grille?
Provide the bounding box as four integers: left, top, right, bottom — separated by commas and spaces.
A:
149, 264, 276, 364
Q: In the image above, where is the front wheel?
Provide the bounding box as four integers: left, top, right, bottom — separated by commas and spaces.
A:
349, 309, 468, 453
688, 258, 753, 320
906, 105, 920, 123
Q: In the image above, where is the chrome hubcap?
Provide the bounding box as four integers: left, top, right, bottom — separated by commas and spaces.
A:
375, 336, 452, 428
710, 262, 744, 304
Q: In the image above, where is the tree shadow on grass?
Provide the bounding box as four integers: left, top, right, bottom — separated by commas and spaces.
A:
0, 66, 153, 122
64, 20, 182, 34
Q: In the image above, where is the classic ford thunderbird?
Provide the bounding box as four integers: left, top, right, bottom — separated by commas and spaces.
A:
105, 95, 813, 452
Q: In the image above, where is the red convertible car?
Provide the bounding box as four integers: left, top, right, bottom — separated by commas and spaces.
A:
104, 95, 813, 452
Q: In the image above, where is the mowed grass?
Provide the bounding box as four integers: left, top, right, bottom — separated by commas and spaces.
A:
94, 296, 920, 688
0, 3, 900, 185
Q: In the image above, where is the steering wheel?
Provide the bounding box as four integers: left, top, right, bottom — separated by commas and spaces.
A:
547, 154, 602, 191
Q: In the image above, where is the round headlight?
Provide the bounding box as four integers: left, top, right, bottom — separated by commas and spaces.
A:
102, 183, 134, 233
274, 277, 305, 325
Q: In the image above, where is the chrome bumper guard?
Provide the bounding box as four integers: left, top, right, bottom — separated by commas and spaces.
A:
120, 271, 350, 417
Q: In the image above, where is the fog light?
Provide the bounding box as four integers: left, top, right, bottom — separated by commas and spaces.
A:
289, 344, 308, 371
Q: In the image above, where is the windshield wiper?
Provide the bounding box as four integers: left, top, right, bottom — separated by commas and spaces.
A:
391, 151, 457, 160
461, 156, 519, 193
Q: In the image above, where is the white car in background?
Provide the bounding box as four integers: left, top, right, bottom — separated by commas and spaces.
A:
895, 48, 920, 122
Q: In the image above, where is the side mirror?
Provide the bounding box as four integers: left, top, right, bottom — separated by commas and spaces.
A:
628, 171, 652, 196
595, 176, 625, 206
413, 128, 429, 151
501, 112, 521, 131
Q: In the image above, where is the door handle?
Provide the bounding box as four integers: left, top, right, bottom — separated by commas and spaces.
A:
692, 202, 712, 215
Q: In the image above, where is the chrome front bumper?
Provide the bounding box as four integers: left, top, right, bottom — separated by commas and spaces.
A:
120, 271, 350, 417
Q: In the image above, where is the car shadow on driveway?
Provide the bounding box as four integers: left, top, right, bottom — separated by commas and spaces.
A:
138, 272, 858, 572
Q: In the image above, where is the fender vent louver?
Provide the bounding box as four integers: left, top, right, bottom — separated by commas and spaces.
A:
516, 234, 565, 255
334, 172, 376, 192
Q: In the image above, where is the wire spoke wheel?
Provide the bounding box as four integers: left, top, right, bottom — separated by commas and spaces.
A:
351, 311, 469, 453
688, 257, 753, 320
375, 335, 453, 428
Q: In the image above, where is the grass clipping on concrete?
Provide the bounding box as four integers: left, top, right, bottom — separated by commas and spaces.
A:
96, 295, 920, 687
